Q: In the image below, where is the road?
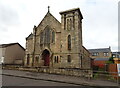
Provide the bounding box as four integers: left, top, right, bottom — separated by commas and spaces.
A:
1, 69, 119, 88
2, 75, 80, 86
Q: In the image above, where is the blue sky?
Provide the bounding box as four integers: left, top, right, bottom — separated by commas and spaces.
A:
0, 0, 118, 51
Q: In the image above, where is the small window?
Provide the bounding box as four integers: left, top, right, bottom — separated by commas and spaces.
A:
57, 56, 59, 63
35, 56, 39, 62
67, 55, 71, 63
54, 56, 57, 63
113, 55, 116, 58
92, 52, 99, 56
54, 56, 59, 63
68, 35, 71, 50
67, 19, 69, 30
70, 18, 72, 30
104, 52, 109, 56
27, 54, 30, 65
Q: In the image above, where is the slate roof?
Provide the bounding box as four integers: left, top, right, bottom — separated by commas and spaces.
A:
95, 58, 109, 61
88, 48, 111, 53
0, 42, 25, 50
112, 52, 120, 54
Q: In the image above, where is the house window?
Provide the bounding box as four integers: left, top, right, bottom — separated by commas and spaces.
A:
68, 35, 71, 50
104, 52, 109, 56
67, 55, 71, 63
92, 52, 99, 56
113, 55, 116, 58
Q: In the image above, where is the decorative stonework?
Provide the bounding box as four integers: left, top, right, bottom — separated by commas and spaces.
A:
25, 8, 91, 69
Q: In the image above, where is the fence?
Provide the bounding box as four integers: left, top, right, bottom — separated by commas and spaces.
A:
93, 70, 120, 86
92, 63, 120, 86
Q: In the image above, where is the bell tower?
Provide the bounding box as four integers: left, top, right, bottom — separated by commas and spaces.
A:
59, 8, 83, 68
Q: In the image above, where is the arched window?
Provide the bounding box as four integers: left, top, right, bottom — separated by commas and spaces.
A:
67, 55, 71, 63
40, 32, 43, 44
68, 35, 71, 50
52, 31, 55, 43
67, 19, 69, 30
70, 18, 72, 30
57, 56, 59, 63
27, 54, 30, 65
44, 28, 50, 44
54, 56, 57, 63
40, 26, 55, 45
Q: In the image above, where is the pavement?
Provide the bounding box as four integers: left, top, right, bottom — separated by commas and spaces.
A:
2, 69, 120, 87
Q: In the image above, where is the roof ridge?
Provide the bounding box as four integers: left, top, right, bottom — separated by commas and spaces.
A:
88, 47, 110, 50
37, 11, 61, 28
0, 42, 18, 48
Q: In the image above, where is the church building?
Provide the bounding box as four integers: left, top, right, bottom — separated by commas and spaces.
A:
24, 7, 91, 69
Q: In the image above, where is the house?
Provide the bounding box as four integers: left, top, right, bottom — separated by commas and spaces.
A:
0, 43, 25, 65
24, 7, 91, 69
112, 52, 120, 64
88, 47, 112, 68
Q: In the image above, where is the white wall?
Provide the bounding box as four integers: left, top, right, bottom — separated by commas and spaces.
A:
0, 48, 5, 64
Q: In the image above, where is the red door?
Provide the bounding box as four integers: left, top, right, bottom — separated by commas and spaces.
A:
44, 54, 50, 66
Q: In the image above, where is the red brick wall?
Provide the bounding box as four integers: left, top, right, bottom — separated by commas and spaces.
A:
108, 64, 119, 78
93, 61, 106, 68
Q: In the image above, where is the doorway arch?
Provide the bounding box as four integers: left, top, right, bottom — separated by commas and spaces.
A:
42, 49, 50, 66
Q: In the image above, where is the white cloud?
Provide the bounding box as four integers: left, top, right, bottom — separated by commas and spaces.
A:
0, 0, 118, 51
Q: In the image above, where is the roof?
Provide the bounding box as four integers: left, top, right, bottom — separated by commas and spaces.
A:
88, 47, 111, 53
82, 46, 90, 54
0, 42, 25, 50
0, 43, 17, 48
37, 11, 61, 28
59, 8, 83, 19
95, 58, 109, 61
26, 33, 33, 40
112, 52, 120, 54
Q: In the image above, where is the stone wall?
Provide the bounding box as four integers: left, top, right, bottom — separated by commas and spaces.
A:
3, 66, 93, 78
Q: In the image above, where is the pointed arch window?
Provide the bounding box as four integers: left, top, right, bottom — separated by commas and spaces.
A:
40, 32, 43, 44
44, 28, 50, 44
68, 35, 71, 50
57, 56, 59, 63
67, 19, 69, 30
70, 18, 72, 30
52, 31, 55, 43
27, 54, 30, 65
67, 55, 71, 63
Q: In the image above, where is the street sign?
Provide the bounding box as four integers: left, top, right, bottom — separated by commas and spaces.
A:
117, 64, 120, 76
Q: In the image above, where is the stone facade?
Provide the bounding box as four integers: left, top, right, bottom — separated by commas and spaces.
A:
24, 8, 91, 69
